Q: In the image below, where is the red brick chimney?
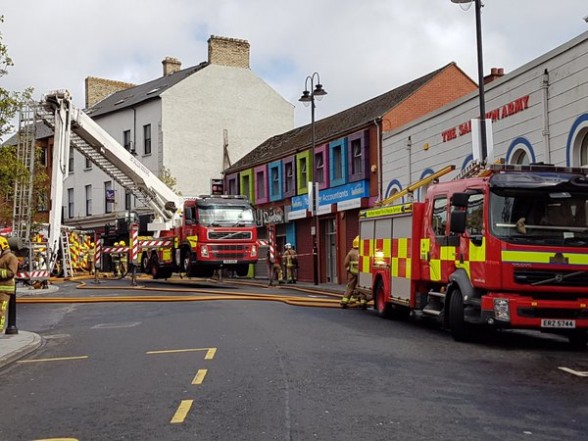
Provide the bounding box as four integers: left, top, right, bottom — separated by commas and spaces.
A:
484, 67, 505, 85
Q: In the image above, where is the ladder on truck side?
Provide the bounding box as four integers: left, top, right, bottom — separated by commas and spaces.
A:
60, 231, 74, 278
36, 90, 183, 276
376, 165, 456, 207
12, 104, 51, 285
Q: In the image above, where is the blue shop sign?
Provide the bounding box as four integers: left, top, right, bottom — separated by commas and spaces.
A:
291, 180, 368, 211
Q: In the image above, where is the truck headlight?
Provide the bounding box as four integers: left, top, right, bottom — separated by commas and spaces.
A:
201, 245, 209, 258
251, 245, 257, 258
494, 298, 510, 321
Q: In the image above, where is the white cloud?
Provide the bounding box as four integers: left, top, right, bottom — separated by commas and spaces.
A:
2, 0, 587, 129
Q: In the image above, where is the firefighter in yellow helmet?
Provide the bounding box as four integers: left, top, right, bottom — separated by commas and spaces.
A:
0, 236, 19, 331
341, 236, 366, 309
119, 241, 128, 278
88, 242, 96, 274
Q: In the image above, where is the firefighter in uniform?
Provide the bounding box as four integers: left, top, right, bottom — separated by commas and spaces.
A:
282, 243, 297, 284
119, 241, 128, 278
0, 236, 19, 332
341, 236, 366, 309
88, 242, 96, 275
112, 242, 122, 278
268, 241, 284, 286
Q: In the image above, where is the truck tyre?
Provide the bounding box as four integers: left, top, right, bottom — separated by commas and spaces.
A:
235, 264, 249, 277
183, 250, 194, 278
448, 288, 469, 342
141, 253, 150, 273
374, 280, 391, 318
150, 254, 168, 279
568, 331, 588, 350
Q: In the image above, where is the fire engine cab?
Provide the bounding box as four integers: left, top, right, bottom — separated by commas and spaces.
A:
357, 163, 588, 347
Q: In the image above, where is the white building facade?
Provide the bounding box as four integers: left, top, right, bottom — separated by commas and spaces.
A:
382, 30, 588, 197
63, 36, 294, 231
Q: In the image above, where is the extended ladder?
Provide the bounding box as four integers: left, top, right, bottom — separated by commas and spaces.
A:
12, 104, 36, 240
377, 165, 456, 207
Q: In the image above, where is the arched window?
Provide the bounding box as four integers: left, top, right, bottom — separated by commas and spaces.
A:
580, 131, 588, 168
511, 148, 530, 165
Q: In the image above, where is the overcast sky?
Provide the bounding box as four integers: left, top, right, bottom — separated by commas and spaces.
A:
2, 0, 587, 132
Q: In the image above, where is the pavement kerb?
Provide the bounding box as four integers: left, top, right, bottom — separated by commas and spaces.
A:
0, 331, 43, 370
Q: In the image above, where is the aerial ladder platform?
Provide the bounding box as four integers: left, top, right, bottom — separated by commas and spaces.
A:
36, 90, 183, 274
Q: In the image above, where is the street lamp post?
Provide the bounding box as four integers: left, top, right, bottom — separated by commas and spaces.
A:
299, 72, 327, 286
452, 0, 488, 162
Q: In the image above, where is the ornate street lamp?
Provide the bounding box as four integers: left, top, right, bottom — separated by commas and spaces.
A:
299, 73, 327, 285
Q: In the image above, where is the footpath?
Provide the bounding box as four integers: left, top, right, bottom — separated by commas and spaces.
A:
0, 278, 345, 370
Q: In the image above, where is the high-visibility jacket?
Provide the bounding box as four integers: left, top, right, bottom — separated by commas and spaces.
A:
344, 248, 359, 276
0, 250, 19, 294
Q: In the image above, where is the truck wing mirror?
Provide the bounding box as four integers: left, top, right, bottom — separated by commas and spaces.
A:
451, 192, 469, 208
450, 210, 467, 234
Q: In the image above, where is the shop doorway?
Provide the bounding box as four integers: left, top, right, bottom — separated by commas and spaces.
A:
324, 218, 338, 283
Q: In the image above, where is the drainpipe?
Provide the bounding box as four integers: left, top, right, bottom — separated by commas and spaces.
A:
373, 119, 382, 201
406, 136, 412, 185
541, 69, 551, 163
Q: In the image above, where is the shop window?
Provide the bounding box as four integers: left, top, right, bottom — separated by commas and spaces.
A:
269, 160, 282, 201
329, 138, 348, 187
348, 131, 368, 182
283, 156, 296, 198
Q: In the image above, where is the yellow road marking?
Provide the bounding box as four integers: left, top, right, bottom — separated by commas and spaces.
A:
558, 367, 588, 377
146, 347, 217, 359
192, 369, 207, 385
34, 438, 78, 441
170, 399, 193, 424
18, 356, 88, 364
205, 348, 216, 360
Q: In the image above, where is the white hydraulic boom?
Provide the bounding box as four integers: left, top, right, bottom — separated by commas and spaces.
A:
39, 90, 183, 273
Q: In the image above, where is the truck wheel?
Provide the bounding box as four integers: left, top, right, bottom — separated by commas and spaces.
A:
235, 264, 249, 277
448, 289, 470, 342
374, 280, 391, 318
141, 253, 150, 273
150, 254, 163, 279
568, 331, 588, 350
183, 250, 194, 278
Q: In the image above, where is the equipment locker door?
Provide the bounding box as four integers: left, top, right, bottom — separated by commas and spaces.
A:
390, 214, 412, 302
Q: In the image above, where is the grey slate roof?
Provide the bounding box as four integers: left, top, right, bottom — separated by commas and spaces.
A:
1, 121, 54, 147
86, 62, 209, 117
225, 62, 458, 174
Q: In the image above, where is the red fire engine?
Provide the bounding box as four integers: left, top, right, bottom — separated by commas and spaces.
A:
140, 195, 258, 279
357, 163, 588, 347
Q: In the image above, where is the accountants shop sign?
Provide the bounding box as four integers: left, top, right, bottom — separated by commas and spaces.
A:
290, 180, 368, 214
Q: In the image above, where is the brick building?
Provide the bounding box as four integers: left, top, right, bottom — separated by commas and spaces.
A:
223, 63, 476, 285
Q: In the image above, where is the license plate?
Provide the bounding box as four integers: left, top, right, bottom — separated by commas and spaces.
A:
541, 319, 576, 329
223, 260, 237, 264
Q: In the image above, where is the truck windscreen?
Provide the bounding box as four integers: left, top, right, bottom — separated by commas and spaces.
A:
197, 205, 255, 227
489, 189, 588, 246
